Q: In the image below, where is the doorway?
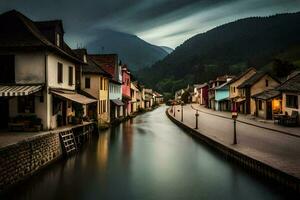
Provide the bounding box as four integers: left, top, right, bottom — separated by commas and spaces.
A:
0, 98, 9, 129
266, 101, 273, 120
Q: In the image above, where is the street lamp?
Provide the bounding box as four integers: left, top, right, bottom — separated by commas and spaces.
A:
181, 101, 184, 122
232, 111, 238, 145
195, 110, 199, 129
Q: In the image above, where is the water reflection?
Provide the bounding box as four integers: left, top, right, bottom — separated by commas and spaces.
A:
97, 133, 110, 170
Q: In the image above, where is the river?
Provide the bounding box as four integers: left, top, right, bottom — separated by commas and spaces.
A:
0, 106, 293, 200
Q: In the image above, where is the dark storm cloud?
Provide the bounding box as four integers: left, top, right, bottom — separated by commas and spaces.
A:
0, 0, 300, 48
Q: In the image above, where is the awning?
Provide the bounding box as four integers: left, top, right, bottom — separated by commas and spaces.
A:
111, 99, 124, 106
51, 90, 97, 105
216, 97, 229, 102
236, 97, 246, 103
0, 85, 43, 96
252, 90, 281, 100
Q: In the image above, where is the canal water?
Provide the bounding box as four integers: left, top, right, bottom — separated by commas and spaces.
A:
1, 106, 294, 200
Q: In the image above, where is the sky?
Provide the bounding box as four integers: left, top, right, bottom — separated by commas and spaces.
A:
1, 0, 300, 48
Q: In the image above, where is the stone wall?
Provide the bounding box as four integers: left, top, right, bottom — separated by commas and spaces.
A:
0, 132, 62, 191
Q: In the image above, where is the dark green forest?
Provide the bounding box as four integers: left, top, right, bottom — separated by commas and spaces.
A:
137, 12, 300, 98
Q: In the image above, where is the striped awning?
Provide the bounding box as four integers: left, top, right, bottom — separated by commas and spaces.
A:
0, 85, 43, 97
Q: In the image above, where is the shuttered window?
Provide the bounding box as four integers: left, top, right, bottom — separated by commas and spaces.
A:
57, 62, 63, 83
68, 66, 73, 86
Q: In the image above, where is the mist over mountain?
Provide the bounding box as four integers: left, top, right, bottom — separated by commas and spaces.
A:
86, 29, 169, 71
137, 12, 300, 94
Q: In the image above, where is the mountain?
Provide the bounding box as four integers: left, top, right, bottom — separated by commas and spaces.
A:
137, 12, 300, 94
86, 29, 168, 71
160, 46, 174, 54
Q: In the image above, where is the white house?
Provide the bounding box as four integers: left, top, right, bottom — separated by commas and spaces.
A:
0, 10, 96, 131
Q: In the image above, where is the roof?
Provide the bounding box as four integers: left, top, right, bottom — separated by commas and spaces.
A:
89, 54, 118, 79
238, 71, 280, 89
228, 67, 257, 85
83, 56, 112, 77
195, 83, 208, 89
0, 10, 81, 63
277, 74, 300, 93
252, 89, 281, 100
111, 99, 124, 106
215, 82, 230, 90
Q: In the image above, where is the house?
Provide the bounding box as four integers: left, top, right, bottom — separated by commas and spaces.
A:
229, 68, 257, 112
215, 82, 231, 111
277, 73, 300, 124
252, 89, 281, 119
144, 88, 153, 108
130, 81, 139, 113
208, 75, 231, 110
73, 49, 113, 125
89, 54, 123, 122
197, 83, 209, 107
237, 71, 281, 116
153, 92, 164, 104
121, 65, 131, 116
0, 10, 96, 131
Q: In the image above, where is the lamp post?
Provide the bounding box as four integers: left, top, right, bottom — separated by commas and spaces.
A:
195, 110, 199, 129
181, 101, 184, 122
232, 111, 238, 145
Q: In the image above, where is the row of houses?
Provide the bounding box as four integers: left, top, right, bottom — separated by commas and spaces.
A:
177, 67, 300, 124
0, 10, 163, 132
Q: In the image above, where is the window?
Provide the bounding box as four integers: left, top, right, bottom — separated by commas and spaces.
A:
56, 33, 60, 47
18, 96, 35, 113
68, 66, 73, 86
265, 79, 269, 87
0, 55, 15, 83
286, 95, 298, 109
258, 100, 263, 110
85, 77, 90, 88
103, 100, 106, 112
57, 62, 63, 83
233, 87, 236, 93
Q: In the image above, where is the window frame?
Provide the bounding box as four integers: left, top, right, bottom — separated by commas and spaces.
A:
286, 95, 298, 109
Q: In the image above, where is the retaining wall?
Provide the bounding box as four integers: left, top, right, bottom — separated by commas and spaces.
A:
0, 132, 62, 191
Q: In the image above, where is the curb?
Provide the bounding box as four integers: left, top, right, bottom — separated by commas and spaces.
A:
166, 108, 300, 193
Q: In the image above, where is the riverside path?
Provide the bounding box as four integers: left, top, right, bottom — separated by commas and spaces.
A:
169, 104, 300, 180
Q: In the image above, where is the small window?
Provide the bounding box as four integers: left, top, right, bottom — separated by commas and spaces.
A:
85, 77, 90, 88
100, 77, 103, 90
68, 66, 73, 86
265, 79, 269, 87
286, 95, 298, 109
57, 62, 63, 83
83, 54, 87, 63
258, 100, 263, 110
233, 87, 236, 93
56, 33, 60, 47
18, 96, 35, 113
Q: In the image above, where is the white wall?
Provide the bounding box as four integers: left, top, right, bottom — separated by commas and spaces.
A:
47, 53, 75, 90
15, 52, 45, 84
81, 74, 99, 99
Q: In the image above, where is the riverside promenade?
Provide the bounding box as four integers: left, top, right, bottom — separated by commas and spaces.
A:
168, 104, 300, 188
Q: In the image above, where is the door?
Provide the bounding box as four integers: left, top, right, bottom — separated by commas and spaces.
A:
266, 101, 272, 120
62, 101, 67, 126
0, 98, 9, 129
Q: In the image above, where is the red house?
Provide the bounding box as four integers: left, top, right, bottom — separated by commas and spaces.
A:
122, 65, 131, 116
197, 83, 209, 107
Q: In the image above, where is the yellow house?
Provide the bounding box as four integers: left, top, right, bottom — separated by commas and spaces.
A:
237, 72, 281, 118
74, 50, 112, 125
229, 67, 257, 112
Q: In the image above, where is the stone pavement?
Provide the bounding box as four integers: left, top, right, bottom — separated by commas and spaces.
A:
169, 104, 300, 179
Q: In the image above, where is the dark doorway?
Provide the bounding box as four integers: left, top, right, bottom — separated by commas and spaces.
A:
0, 98, 9, 129
62, 101, 67, 126
266, 101, 273, 120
